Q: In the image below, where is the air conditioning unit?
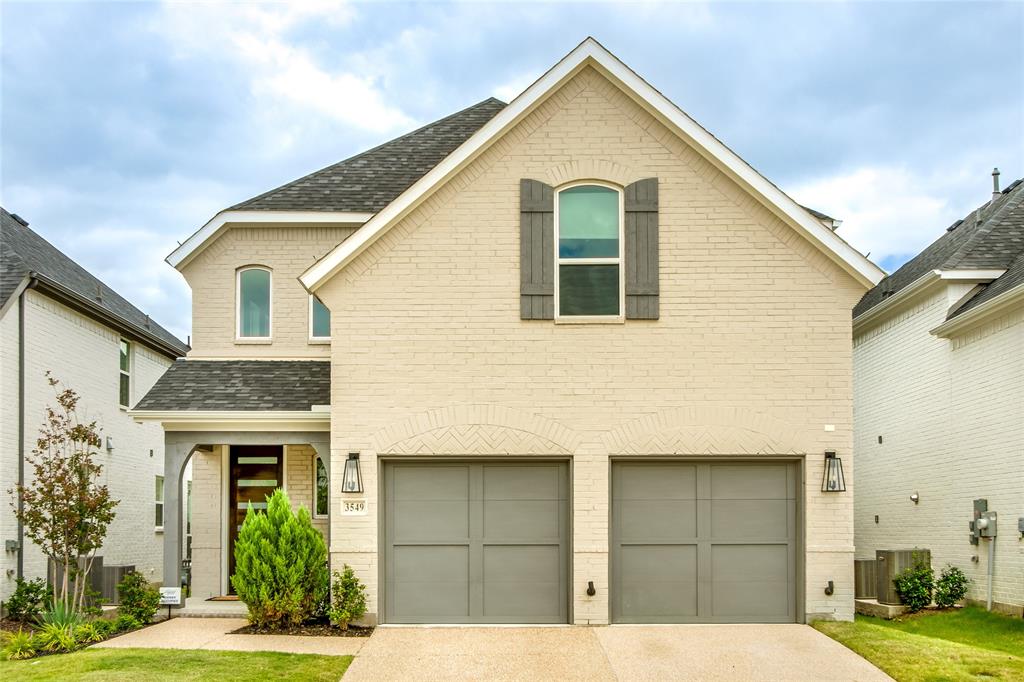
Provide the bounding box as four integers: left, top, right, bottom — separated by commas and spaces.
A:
876, 549, 931, 605
49, 556, 103, 603
854, 559, 877, 599
102, 565, 136, 604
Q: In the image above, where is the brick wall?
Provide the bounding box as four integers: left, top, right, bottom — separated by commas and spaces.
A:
316, 66, 867, 623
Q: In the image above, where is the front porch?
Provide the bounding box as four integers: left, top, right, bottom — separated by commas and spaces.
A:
162, 431, 331, 608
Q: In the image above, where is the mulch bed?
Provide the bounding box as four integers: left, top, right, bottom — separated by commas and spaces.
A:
230, 619, 373, 638
1, 619, 37, 634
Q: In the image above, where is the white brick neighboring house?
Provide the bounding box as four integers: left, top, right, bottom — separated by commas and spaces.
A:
134, 39, 885, 624
0, 208, 189, 604
853, 175, 1024, 616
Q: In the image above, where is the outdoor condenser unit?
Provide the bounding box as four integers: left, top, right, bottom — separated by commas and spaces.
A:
876, 549, 931, 605
854, 559, 877, 599
102, 564, 136, 604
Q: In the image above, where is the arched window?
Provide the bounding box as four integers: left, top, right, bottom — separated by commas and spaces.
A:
237, 267, 271, 339
555, 183, 623, 319
314, 456, 329, 518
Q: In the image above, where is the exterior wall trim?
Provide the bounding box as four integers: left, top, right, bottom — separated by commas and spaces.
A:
130, 410, 330, 432
931, 281, 1024, 338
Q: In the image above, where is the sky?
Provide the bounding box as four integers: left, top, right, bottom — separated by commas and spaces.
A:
2, 1, 1023, 341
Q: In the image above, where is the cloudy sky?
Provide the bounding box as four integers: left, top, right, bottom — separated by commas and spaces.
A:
2, 1, 1022, 341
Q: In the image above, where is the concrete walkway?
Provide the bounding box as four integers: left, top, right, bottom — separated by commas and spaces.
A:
94, 617, 364, 657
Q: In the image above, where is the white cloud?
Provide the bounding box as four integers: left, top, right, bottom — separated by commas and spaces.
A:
790, 165, 985, 268
493, 71, 540, 103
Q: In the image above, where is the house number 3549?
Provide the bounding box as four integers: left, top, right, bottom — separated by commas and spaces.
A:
342, 499, 367, 516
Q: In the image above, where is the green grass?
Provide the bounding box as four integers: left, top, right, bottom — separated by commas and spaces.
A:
814, 607, 1024, 682
0, 648, 352, 681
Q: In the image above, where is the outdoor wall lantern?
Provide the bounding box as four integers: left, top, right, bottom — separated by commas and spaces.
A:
342, 452, 363, 493
821, 451, 846, 492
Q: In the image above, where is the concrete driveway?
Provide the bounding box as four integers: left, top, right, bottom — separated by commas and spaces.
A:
344, 624, 891, 682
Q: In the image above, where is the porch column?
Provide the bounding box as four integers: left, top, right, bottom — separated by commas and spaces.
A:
309, 440, 331, 553
163, 437, 202, 604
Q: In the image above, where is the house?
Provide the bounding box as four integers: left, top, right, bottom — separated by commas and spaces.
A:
0, 208, 189, 603
852, 174, 1024, 616
134, 38, 884, 624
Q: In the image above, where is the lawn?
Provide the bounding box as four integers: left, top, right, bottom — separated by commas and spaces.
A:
0, 648, 352, 681
814, 606, 1024, 682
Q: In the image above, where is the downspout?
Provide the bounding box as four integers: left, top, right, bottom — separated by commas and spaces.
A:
16, 291, 25, 580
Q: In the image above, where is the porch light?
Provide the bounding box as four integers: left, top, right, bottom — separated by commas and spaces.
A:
342, 453, 363, 493
821, 451, 846, 492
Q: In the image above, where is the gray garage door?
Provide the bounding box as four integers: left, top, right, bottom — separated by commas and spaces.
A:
383, 461, 569, 624
612, 461, 798, 623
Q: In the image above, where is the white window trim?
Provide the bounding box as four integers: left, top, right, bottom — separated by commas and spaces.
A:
118, 339, 132, 410
236, 266, 273, 341
309, 294, 331, 343
155, 474, 165, 533
313, 454, 329, 519
553, 181, 625, 323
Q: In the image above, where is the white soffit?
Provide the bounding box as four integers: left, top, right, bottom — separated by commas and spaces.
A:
299, 37, 885, 291
167, 210, 374, 270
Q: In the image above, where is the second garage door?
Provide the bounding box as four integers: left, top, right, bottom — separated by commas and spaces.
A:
612, 461, 799, 623
383, 461, 569, 624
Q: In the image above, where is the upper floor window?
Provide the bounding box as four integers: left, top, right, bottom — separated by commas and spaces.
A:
310, 295, 330, 341
555, 183, 623, 319
237, 267, 271, 339
118, 339, 131, 408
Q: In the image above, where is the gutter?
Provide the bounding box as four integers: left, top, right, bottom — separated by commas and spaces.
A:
27, 272, 187, 359
128, 409, 330, 432
930, 281, 1024, 338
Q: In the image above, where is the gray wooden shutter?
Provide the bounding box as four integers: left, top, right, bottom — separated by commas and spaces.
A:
624, 178, 659, 319
520, 179, 554, 319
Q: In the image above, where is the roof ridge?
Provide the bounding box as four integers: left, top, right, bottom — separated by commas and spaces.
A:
943, 182, 1024, 269
228, 97, 507, 211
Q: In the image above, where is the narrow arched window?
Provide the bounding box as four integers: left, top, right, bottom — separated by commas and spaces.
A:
237, 267, 271, 338
555, 183, 623, 319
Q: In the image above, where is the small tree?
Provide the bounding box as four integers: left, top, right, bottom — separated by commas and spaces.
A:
232, 489, 328, 629
9, 374, 118, 615
329, 565, 367, 630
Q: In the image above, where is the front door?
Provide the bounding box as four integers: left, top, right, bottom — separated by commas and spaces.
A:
228, 445, 283, 592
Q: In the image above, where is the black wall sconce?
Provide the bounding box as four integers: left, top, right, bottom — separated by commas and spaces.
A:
342, 452, 363, 493
821, 451, 846, 492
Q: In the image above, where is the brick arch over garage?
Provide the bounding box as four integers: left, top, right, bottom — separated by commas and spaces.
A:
601, 406, 808, 455
374, 404, 583, 456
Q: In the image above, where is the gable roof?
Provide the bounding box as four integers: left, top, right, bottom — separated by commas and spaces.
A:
299, 37, 884, 291
1, 208, 188, 357
854, 178, 1024, 319
165, 99, 505, 269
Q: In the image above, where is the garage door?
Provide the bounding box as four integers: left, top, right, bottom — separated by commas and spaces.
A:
383, 461, 569, 624
612, 461, 798, 623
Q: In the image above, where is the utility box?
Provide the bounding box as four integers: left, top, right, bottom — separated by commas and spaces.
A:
876, 549, 931, 605
855, 559, 878, 599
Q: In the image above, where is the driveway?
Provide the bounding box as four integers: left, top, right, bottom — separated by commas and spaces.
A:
344, 624, 891, 682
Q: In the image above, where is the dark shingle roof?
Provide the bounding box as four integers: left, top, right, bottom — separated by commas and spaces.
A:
134, 360, 330, 411
854, 178, 1024, 319
229, 98, 507, 213
1, 208, 188, 355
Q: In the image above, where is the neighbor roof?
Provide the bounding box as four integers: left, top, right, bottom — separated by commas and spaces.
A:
134, 360, 330, 411
1, 208, 188, 357
854, 178, 1024, 319
299, 37, 884, 291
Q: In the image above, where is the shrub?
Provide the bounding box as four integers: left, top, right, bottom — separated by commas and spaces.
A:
5, 577, 53, 622
74, 621, 106, 644
893, 552, 934, 612
2, 629, 38, 660
232, 489, 329, 629
36, 622, 78, 653
117, 571, 161, 624
36, 602, 83, 629
934, 564, 969, 608
112, 614, 142, 633
92, 618, 114, 638
329, 565, 367, 630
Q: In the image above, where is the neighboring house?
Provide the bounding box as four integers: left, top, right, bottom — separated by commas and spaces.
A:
853, 175, 1024, 616
0, 208, 189, 603
135, 38, 884, 625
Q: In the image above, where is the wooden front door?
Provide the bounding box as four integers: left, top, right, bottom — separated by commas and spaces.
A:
228, 446, 283, 592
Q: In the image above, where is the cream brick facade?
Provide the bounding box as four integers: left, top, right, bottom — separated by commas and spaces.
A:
311, 67, 868, 623
854, 285, 1024, 615
0, 289, 174, 601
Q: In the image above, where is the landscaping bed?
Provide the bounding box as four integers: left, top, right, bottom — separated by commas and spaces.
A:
814, 606, 1024, 681
231, 619, 373, 638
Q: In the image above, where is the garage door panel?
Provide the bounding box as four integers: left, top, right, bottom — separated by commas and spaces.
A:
391, 546, 470, 621
483, 464, 561, 500
482, 545, 561, 619
616, 464, 697, 499
711, 580, 790, 619
710, 464, 790, 499
483, 500, 561, 539
621, 544, 697, 581
393, 545, 470, 583
710, 499, 791, 540
619, 500, 698, 540
393, 465, 469, 500
393, 501, 469, 541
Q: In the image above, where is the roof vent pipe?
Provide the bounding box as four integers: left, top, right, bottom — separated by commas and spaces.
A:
992, 167, 1001, 201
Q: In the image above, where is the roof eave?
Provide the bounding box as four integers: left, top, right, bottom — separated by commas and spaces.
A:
128, 409, 330, 432
930, 281, 1024, 338
300, 37, 884, 292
